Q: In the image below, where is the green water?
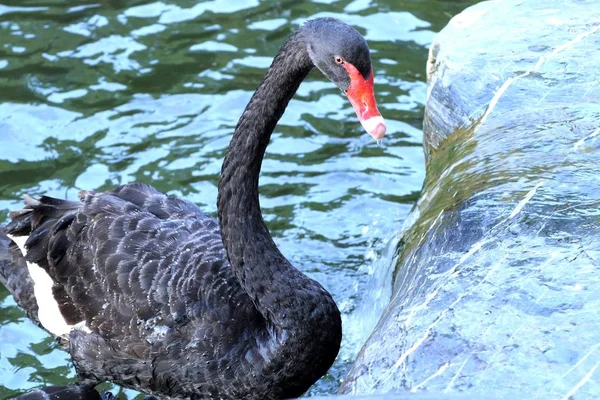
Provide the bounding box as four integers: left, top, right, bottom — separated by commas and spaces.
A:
0, 1, 477, 398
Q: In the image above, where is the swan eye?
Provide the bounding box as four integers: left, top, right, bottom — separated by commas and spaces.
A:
334, 56, 344, 65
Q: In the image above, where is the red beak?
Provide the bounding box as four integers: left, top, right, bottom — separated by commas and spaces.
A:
343, 63, 386, 140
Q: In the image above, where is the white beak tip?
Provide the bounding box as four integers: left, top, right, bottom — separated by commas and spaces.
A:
361, 115, 386, 140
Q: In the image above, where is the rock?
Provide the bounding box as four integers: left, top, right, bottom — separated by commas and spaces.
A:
340, 0, 600, 398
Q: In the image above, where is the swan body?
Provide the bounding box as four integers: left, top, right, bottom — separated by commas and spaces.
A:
0, 18, 385, 399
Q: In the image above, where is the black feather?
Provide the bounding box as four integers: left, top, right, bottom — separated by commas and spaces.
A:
12, 384, 114, 400
0, 230, 39, 324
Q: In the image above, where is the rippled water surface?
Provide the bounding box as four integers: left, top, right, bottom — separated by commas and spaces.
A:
0, 1, 477, 398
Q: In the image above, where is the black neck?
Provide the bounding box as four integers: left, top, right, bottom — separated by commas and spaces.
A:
217, 32, 328, 327
219, 32, 312, 217
216, 26, 342, 396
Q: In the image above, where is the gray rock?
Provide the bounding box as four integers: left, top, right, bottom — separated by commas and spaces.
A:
340, 0, 600, 398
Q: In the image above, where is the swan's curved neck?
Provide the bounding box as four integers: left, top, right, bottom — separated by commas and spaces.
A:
219, 32, 312, 210
217, 32, 335, 329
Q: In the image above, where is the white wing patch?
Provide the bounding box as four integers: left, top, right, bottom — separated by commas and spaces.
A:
7, 233, 86, 337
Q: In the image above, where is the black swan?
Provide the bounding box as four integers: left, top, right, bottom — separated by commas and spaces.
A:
0, 18, 385, 399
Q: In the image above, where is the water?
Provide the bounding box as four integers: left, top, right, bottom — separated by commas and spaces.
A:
0, 1, 477, 398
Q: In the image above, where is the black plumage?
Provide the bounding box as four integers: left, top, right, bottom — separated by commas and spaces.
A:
11, 385, 115, 400
0, 18, 378, 399
0, 231, 38, 322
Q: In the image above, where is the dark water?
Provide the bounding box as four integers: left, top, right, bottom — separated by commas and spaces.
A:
0, 1, 477, 398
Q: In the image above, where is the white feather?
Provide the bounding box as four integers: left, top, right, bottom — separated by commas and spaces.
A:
7, 233, 85, 337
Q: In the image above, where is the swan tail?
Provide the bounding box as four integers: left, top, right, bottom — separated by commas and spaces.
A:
0, 228, 39, 323
3, 194, 86, 336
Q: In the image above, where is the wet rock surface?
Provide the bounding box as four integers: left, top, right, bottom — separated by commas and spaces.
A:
341, 0, 600, 398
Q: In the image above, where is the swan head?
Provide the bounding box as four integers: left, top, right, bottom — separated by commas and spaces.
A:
303, 18, 386, 140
